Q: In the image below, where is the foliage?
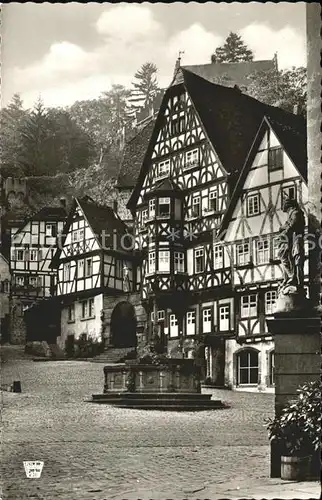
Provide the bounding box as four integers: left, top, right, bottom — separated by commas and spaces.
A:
131, 62, 159, 110
73, 334, 104, 358
137, 334, 169, 366
211, 32, 254, 63
266, 380, 321, 456
246, 66, 307, 115
0, 94, 28, 177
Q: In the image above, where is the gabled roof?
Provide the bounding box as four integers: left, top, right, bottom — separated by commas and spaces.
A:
143, 178, 183, 200
77, 197, 129, 247
51, 197, 131, 266
12, 206, 67, 236
116, 119, 155, 189
173, 59, 276, 88
218, 115, 307, 237
128, 70, 306, 211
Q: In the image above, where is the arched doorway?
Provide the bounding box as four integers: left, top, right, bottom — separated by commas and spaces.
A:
110, 301, 137, 348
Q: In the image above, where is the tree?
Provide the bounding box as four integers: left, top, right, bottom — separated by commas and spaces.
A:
211, 32, 254, 63
19, 97, 51, 176
246, 66, 307, 115
130, 62, 159, 110
0, 94, 27, 177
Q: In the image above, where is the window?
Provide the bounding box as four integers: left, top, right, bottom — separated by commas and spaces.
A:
265, 291, 277, 315
157, 310, 165, 321
88, 298, 94, 317
174, 252, 184, 272
256, 239, 269, 264
202, 308, 212, 333
185, 149, 198, 168
16, 276, 25, 286
148, 252, 155, 273
213, 245, 223, 269
237, 349, 259, 385
115, 260, 123, 279
2, 280, 10, 293
142, 209, 148, 225
77, 259, 84, 278
269, 351, 275, 386
237, 243, 251, 266
29, 276, 38, 287
186, 310, 196, 336
29, 249, 38, 262
219, 305, 230, 331
63, 262, 71, 281
68, 304, 75, 322
46, 223, 57, 237
159, 251, 170, 272
268, 147, 283, 171
272, 236, 280, 260
158, 197, 170, 217
171, 115, 185, 135
247, 193, 260, 216
241, 294, 257, 318
149, 199, 156, 218
191, 196, 201, 218
208, 190, 219, 212
281, 185, 297, 208
72, 228, 84, 242
169, 314, 178, 337
16, 249, 24, 261
85, 258, 92, 277
194, 248, 204, 273
81, 298, 95, 319
158, 160, 170, 178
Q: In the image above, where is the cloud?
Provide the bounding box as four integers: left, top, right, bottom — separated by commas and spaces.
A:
167, 23, 223, 65
240, 24, 306, 69
96, 4, 163, 42
4, 5, 306, 109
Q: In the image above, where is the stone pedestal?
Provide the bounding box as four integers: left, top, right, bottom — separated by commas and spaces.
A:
266, 309, 320, 477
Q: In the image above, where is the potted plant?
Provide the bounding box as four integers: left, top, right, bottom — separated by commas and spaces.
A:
266, 380, 321, 481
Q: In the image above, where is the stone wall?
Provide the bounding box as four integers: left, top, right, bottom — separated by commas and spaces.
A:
102, 292, 147, 346
10, 299, 26, 345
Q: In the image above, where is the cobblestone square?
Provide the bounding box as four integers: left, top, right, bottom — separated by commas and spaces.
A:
1, 347, 318, 500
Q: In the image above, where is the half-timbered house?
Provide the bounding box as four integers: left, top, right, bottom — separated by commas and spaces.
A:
9, 206, 67, 342
218, 114, 307, 391
52, 196, 142, 352
126, 69, 306, 388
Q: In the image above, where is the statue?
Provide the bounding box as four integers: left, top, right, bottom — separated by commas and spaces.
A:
277, 198, 305, 296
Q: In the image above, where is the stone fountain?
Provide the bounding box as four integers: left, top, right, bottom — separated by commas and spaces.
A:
90, 335, 227, 411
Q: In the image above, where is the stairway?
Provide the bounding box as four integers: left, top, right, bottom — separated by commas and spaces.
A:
92, 347, 136, 364
89, 392, 228, 411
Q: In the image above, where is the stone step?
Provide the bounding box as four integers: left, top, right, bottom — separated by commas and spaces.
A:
92, 347, 135, 363
116, 403, 226, 411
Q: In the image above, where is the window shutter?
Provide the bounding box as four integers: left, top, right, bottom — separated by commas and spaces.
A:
25, 249, 30, 261
11, 249, 16, 261
38, 249, 42, 261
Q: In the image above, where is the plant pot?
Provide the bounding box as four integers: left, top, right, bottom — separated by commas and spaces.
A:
281, 455, 310, 481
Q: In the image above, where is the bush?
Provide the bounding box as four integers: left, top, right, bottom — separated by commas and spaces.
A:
73, 334, 104, 358
266, 380, 321, 457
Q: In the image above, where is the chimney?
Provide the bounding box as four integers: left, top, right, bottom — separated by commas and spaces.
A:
113, 200, 118, 213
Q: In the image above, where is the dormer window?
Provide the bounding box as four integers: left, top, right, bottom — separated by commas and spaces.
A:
185, 149, 198, 169
158, 198, 170, 218
157, 160, 170, 178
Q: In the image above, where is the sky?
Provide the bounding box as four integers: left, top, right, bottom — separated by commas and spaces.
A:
1, 2, 307, 109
